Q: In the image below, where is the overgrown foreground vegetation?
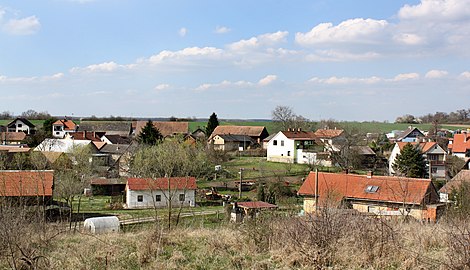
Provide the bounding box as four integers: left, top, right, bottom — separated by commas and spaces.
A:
2, 208, 470, 270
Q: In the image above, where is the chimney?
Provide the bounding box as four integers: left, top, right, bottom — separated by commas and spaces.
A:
83, 130, 86, 139
343, 169, 349, 174
298, 128, 301, 132
287, 128, 290, 132
367, 171, 373, 178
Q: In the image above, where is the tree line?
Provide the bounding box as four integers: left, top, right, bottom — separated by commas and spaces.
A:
395, 108, 470, 124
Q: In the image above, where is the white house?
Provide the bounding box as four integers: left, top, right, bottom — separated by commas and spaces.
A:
389, 142, 447, 179
52, 119, 77, 138
267, 129, 323, 164
126, 177, 197, 209
7, 118, 36, 134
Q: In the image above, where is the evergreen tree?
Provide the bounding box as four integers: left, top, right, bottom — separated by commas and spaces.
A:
392, 143, 427, 178
138, 120, 163, 145
206, 112, 219, 137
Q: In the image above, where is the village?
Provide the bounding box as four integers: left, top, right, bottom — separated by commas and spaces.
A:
1, 108, 470, 268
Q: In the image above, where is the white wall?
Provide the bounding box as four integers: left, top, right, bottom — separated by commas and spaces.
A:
266, 132, 295, 163
126, 188, 196, 209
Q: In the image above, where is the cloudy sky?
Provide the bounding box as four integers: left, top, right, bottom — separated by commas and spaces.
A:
0, 0, 469, 121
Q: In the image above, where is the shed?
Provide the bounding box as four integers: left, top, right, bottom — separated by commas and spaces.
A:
83, 216, 120, 234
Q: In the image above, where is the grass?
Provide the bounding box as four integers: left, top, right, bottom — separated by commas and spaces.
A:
222, 156, 309, 179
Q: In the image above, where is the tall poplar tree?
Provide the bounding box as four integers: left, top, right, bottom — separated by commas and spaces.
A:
138, 120, 163, 145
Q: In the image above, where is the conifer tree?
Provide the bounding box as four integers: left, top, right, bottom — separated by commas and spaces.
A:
206, 112, 219, 137
138, 120, 163, 145
392, 143, 427, 178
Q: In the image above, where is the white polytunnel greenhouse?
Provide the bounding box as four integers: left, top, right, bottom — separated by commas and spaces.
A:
83, 216, 120, 234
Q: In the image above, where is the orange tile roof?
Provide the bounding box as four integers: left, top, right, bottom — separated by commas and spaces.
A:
314, 129, 344, 139
396, 141, 438, 153
0, 170, 54, 197
127, 177, 197, 191
0, 145, 31, 153
53, 119, 76, 131
281, 130, 317, 140
134, 121, 189, 137
69, 131, 101, 141
450, 133, 470, 153
210, 125, 267, 139
298, 172, 437, 205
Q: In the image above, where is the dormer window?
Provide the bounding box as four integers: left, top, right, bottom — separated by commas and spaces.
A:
365, 185, 379, 193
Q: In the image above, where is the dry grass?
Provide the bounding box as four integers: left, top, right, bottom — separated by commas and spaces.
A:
3, 211, 470, 269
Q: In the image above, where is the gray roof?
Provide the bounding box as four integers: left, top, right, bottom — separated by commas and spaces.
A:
218, 134, 255, 143
78, 121, 132, 136
103, 135, 132, 144
99, 144, 132, 155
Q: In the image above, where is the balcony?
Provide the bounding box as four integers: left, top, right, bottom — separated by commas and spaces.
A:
429, 160, 445, 166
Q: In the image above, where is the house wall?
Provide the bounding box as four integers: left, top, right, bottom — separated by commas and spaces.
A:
388, 144, 401, 175
126, 188, 196, 209
266, 132, 295, 163
8, 120, 32, 134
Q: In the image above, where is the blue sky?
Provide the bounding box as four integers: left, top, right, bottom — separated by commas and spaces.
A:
0, 0, 469, 121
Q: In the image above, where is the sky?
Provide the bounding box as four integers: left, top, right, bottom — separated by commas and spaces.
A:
0, 0, 469, 121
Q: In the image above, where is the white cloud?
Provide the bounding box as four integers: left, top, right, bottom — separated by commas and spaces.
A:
425, 69, 448, 78
155, 84, 170, 91
0, 72, 64, 83
393, 33, 424, 45
215, 26, 231, 34
393, 73, 420, 81
258, 75, 277, 86
3, 15, 40, 35
459, 71, 470, 79
70, 61, 122, 73
195, 80, 253, 92
398, 0, 470, 21
309, 76, 382, 85
228, 31, 288, 51
179, 27, 187, 37
147, 47, 225, 64
295, 18, 388, 46
305, 50, 380, 62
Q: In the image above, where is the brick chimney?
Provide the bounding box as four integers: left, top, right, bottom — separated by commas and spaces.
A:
367, 171, 373, 178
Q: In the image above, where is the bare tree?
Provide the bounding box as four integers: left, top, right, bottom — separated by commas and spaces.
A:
271, 105, 314, 131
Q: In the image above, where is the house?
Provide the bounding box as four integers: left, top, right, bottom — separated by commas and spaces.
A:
266, 129, 322, 164
394, 126, 425, 142
184, 128, 206, 145
314, 128, 345, 151
210, 134, 255, 151
448, 132, 470, 159
67, 131, 102, 142
208, 125, 269, 145
0, 132, 26, 145
134, 121, 189, 138
126, 177, 197, 209
52, 119, 77, 138
90, 178, 127, 196
298, 171, 444, 222
439, 170, 470, 202
388, 142, 447, 178
98, 143, 136, 177
0, 170, 54, 205
7, 118, 36, 134
77, 121, 132, 137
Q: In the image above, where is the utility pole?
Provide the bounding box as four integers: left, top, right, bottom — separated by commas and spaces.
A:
239, 168, 244, 199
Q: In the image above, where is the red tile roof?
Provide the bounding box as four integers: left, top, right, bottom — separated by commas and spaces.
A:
0, 170, 54, 197
281, 130, 317, 140
127, 177, 197, 191
53, 119, 76, 131
449, 133, 470, 153
69, 131, 101, 141
0, 145, 31, 153
396, 141, 437, 153
134, 121, 189, 137
298, 172, 437, 205
237, 201, 278, 209
314, 129, 344, 139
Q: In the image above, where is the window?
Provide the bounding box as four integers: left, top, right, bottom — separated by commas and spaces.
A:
137, 195, 143, 202
431, 167, 437, 173
273, 140, 278, 146
365, 185, 379, 193
179, 194, 185, 202
281, 140, 284, 146
287, 151, 291, 156
17, 124, 22, 128
156, 195, 161, 202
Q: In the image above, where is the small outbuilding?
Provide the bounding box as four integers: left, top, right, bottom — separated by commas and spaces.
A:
83, 216, 120, 234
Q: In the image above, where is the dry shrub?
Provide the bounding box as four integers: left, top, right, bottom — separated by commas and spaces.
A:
443, 217, 470, 270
